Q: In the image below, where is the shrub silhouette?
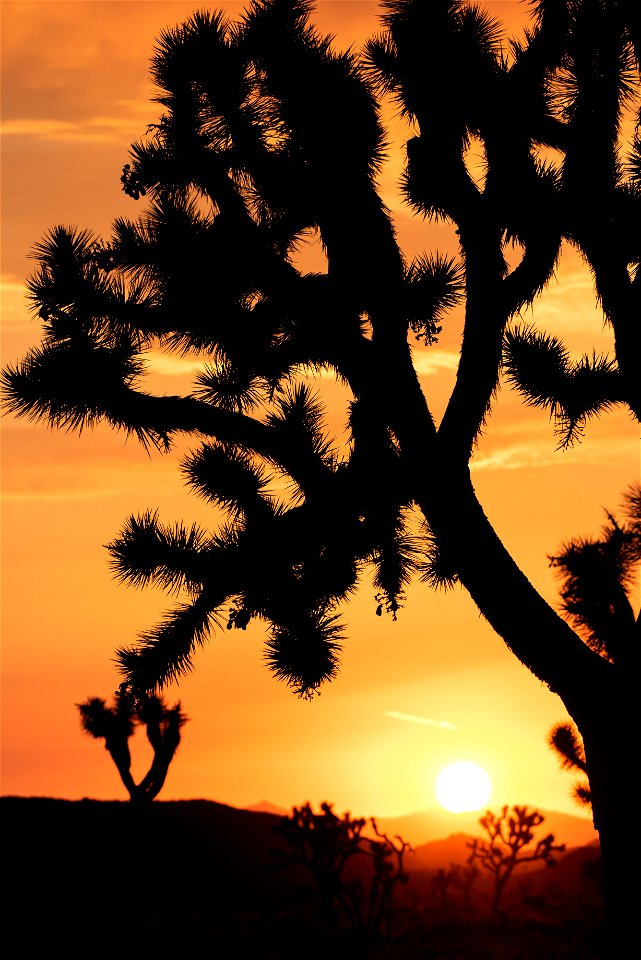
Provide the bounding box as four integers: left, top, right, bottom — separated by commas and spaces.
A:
467, 805, 566, 917
272, 801, 411, 940
76, 690, 187, 803
1, 1, 639, 946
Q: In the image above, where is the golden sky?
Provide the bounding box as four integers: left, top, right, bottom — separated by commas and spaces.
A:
1, 1, 638, 824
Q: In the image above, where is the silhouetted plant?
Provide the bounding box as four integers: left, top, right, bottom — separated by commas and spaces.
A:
454, 859, 481, 911
431, 860, 480, 913
548, 720, 592, 808
467, 805, 566, 917
1, 0, 639, 945
272, 801, 411, 940
550, 484, 641, 662
76, 690, 187, 803
430, 865, 455, 912
547, 483, 640, 809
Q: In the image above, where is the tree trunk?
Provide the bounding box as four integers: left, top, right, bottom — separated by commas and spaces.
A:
408, 460, 629, 953
578, 696, 636, 959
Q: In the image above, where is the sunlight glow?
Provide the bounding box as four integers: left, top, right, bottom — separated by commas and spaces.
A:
435, 761, 492, 813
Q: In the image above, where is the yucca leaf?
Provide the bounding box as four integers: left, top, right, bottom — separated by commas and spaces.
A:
264, 606, 343, 699
418, 520, 460, 591
548, 721, 587, 774
405, 253, 464, 344
116, 593, 217, 696
106, 510, 212, 594
0, 340, 169, 451
193, 359, 267, 412
76, 696, 135, 741
267, 382, 336, 464
503, 324, 623, 446
182, 441, 272, 516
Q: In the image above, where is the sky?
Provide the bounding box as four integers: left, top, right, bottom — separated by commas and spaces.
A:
1, 0, 638, 825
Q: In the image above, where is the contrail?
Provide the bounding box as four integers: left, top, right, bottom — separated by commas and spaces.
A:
384, 710, 459, 731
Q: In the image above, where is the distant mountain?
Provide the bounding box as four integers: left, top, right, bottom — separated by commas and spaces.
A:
242, 800, 599, 850
371, 806, 598, 849
406, 831, 600, 873
407, 832, 479, 871
245, 800, 289, 816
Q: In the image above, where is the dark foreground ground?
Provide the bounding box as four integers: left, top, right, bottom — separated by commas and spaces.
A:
1, 797, 607, 959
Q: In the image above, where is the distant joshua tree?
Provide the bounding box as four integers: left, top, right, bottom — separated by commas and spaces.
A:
547, 484, 641, 810
431, 860, 480, 913
76, 690, 187, 803
467, 805, 565, 916
273, 801, 411, 940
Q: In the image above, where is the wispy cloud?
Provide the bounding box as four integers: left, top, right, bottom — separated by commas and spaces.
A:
0, 277, 30, 330
1, 118, 116, 143
0, 103, 151, 144
470, 436, 637, 472
0, 460, 173, 504
145, 352, 208, 378
412, 349, 459, 376
384, 710, 459, 730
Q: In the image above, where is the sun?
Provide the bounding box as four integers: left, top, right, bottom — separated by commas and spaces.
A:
435, 761, 493, 814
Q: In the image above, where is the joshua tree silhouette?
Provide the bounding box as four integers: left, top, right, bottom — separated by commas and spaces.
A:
547, 483, 641, 809
77, 690, 187, 803
430, 860, 480, 914
272, 801, 411, 940
467, 805, 566, 917
1, 0, 639, 947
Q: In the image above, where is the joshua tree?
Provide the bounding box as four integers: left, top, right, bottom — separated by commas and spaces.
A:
2, 0, 639, 948
431, 860, 480, 913
77, 690, 187, 803
547, 483, 640, 810
273, 801, 411, 939
467, 805, 566, 916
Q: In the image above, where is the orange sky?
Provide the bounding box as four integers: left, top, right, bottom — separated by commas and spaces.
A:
1, 1, 638, 825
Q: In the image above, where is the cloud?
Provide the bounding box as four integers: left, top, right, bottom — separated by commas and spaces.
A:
0, 111, 149, 144
0, 277, 30, 329
412, 349, 460, 376
384, 710, 459, 730
145, 352, 208, 378
470, 436, 637, 472
0, 457, 177, 504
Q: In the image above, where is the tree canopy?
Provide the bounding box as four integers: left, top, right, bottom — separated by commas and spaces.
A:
3, 0, 638, 702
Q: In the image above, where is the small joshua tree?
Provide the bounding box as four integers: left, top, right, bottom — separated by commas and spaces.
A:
76, 689, 187, 803
431, 860, 480, 913
273, 801, 411, 939
467, 805, 565, 916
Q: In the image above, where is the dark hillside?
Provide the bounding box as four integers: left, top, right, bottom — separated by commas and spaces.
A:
2, 796, 303, 954
1, 797, 606, 958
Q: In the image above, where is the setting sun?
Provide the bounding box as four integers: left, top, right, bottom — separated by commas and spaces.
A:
435, 762, 493, 814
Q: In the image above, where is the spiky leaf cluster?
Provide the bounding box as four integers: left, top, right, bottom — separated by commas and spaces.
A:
503, 324, 625, 447
548, 483, 640, 661
547, 720, 592, 808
